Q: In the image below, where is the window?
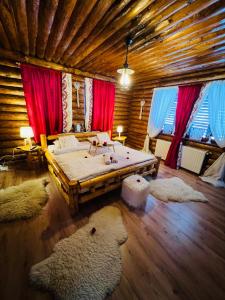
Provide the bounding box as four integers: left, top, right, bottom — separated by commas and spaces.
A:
187, 95, 211, 141
162, 96, 177, 134
162, 86, 212, 142
159, 80, 225, 145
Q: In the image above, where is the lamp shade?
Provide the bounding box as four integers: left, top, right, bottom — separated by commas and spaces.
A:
20, 126, 34, 138
117, 67, 134, 88
117, 126, 123, 133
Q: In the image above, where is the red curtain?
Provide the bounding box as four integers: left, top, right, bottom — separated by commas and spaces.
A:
21, 64, 62, 142
92, 79, 115, 134
165, 84, 202, 168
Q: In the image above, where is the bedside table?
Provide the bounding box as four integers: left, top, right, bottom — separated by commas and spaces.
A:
113, 136, 127, 146
14, 145, 44, 166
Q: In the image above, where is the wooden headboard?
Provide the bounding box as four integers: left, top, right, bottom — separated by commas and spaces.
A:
40, 131, 101, 150
40, 130, 113, 150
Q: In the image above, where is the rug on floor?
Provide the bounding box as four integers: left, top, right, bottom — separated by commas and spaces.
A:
149, 177, 208, 202
0, 178, 49, 222
30, 206, 128, 300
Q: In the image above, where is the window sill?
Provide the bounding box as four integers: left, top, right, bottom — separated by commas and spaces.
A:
158, 133, 221, 151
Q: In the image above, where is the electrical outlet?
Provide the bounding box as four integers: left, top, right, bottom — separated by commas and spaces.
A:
0, 165, 8, 171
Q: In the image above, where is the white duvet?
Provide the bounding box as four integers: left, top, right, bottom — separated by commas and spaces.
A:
52, 144, 156, 182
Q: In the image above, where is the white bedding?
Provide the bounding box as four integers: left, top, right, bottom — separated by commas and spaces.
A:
48, 141, 90, 155
52, 144, 156, 182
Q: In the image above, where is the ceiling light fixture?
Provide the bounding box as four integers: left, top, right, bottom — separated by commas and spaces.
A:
117, 36, 134, 88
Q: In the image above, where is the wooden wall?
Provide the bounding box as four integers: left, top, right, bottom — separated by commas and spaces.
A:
113, 85, 131, 138
0, 60, 27, 156
127, 69, 225, 169
0, 61, 131, 157
70, 77, 131, 138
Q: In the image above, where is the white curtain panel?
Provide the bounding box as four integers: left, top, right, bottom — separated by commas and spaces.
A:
84, 78, 93, 131
184, 83, 208, 137
142, 134, 152, 153
200, 153, 225, 188
62, 72, 73, 132
207, 80, 225, 148
148, 86, 178, 138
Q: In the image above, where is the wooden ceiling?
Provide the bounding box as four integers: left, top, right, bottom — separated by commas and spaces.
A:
0, 0, 225, 82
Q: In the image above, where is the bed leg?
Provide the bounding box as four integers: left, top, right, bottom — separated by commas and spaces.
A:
153, 156, 161, 178
68, 190, 79, 216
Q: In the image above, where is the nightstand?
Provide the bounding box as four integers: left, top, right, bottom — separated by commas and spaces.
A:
14, 145, 44, 166
113, 136, 127, 146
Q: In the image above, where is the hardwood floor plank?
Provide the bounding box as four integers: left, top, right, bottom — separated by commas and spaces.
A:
0, 162, 225, 300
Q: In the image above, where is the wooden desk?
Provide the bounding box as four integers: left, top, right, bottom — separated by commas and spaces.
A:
113, 136, 127, 146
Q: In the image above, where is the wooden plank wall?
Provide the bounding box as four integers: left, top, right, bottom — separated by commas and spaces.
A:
113, 85, 131, 138
0, 61, 131, 157
71, 74, 85, 128
70, 78, 131, 138
127, 69, 225, 169
0, 60, 27, 156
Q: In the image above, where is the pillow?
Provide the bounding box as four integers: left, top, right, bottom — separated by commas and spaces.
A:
54, 146, 79, 155
48, 145, 55, 153
97, 132, 111, 144
58, 135, 79, 148
53, 140, 61, 150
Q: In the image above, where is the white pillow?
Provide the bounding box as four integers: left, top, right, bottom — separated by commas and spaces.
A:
97, 132, 111, 144
53, 140, 61, 149
54, 146, 79, 155
58, 135, 79, 148
48, 145, 55, 153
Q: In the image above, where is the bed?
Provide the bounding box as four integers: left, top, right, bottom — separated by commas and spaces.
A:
40, 132, 161, 214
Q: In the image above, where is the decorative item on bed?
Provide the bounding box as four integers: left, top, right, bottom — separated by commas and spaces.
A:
40, 131, 160, 214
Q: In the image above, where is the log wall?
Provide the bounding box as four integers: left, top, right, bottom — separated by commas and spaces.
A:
0, 61, 130, 156
0, 60, 27, 156
113, 86, 131, 138
70, 77, 131, 137
127, 69, 225, 169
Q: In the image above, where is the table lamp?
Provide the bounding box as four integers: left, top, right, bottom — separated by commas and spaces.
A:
117, 125, 123, 137
20, 126, 34, 148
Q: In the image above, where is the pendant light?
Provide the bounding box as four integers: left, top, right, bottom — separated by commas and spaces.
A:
117, 37, 134, 88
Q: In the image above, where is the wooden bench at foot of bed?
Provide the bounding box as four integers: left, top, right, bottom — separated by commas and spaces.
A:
41, 132, 161, 215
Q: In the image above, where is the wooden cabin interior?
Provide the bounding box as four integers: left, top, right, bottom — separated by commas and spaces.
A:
0, 1, 225, 299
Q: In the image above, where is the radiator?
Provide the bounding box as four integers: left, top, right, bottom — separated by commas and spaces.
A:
154, 139, 208, 174
155, 139, 171, 160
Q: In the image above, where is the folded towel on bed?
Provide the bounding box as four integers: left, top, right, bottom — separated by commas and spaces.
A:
104, 153, 111, 165
111, 153, 118, 163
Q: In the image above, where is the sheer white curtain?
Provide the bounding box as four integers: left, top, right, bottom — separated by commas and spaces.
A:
184, 83, 208, 138
142, 86, 178, 152
207, 80, 225, 148
84, 78, 93, 131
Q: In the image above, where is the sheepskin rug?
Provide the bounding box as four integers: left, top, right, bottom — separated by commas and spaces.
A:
0, 178, 48, 222
30, 206, 128, 300
149, 177, 208, 202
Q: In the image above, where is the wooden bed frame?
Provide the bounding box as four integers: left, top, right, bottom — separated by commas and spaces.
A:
40, 132, 161, 214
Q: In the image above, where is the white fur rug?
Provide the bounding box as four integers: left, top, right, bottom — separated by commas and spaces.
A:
0, 178, 48, 222
30, 206, 128, 300
149, 177, 208, 202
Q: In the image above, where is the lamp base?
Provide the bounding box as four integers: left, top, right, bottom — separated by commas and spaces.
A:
24, 138, 32, 149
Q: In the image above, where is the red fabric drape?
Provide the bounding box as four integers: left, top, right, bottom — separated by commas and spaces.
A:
165, 84, 202, 168
21, 64, 62, 142
92, 79, 115, 134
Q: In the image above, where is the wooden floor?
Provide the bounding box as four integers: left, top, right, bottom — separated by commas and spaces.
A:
0, 162, 225, 300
